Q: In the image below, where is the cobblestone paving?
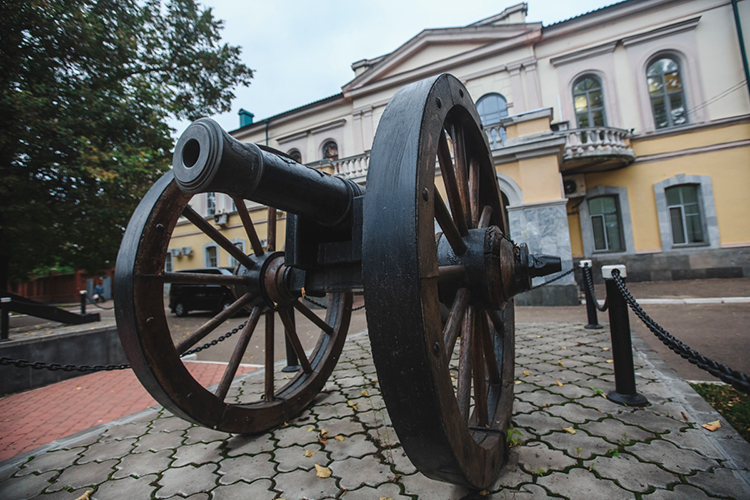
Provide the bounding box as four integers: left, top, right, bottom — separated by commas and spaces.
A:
1, 323, 749, 499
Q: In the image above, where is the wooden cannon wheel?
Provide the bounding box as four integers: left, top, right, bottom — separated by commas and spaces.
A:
114, 172, 352, 434
362, 74, 515, 489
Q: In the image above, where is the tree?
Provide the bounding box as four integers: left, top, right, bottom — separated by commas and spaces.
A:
0, 0, 253, 289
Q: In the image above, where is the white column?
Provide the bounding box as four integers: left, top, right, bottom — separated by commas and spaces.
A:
524, 62, 542, 110
509, 66, 526, 113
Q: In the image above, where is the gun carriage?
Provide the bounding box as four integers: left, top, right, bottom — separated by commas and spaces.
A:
115, 74, 560, 489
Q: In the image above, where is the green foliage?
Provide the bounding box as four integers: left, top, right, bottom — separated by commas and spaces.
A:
0, 0, 253, 284
691, 382, 750, 444
506, 426, 523, 447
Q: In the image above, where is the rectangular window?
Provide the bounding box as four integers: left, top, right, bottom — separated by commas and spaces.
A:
666, 185, 704, 245
206, 192, 216, 217
228, 241, 245, 268
588, 196, 624, 252
165, 253, 173, 273
205, 246, 218, 267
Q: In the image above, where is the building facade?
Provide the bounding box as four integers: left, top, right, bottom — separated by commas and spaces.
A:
168, 0, 750, 305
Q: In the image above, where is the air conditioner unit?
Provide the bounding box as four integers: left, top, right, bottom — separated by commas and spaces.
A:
168, 248, 181, 257
563, 174, 586, 198
181, 246, 193, 257
214, 212, 229, 226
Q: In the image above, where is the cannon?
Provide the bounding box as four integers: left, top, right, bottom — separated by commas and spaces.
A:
115, 74, 561, 489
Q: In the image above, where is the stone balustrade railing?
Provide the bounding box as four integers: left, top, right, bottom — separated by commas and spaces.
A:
562, 127, 633, 161
483, 122, 507, 149
308, 150, 370, 180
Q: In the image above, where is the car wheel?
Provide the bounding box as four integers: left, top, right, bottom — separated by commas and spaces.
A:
174, 303, 188, 317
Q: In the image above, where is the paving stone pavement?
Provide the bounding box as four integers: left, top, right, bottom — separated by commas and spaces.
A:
1, 323, 749, 499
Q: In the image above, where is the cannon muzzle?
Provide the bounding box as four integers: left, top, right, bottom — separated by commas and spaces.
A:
173, 118, 362, 227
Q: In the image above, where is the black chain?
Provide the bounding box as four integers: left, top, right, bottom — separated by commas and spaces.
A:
611, 270, 750, 394
304, 296, 365, 311
0, 320, 249, 373
530, 267, 576, 290
582, 264, 608, 311
86, 296, 115, 310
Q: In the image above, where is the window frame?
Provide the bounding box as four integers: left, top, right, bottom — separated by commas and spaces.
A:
206, 192, 216, 217
228, 239, 246, 268
654, 175, 718, 250
322, 140, 338, 161
588, 195, 624, 252
203, 242, 220, 268
579, 186, 635, 257
476, 93, 509, 126
572, 74, 607, 128
646, 55, 689, 129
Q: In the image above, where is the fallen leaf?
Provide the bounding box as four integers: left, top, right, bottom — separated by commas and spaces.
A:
304, 450, 315, 457
320, 429, 328, 438
380, 498, 395, 500
602, 347, 610, 351
537, 335, 542, 338
75, 491, 93, 500
681, 412, 689, 422
315, 464, 332, 478
360, 391, 369, 397
319, 439, 329, 445
563, 427, 576, 434
480, 490, 489, 496
307, 427, 315, 432
702, 420, 721, 432
606, 360, 614, 363
347, 400, 359, 411
335, 435, 345, 441
556, 380, 563, 387
557, 361, 564, 366
522, 370, 532, 376
560, 346, 567, 350
514, 380, 522, 385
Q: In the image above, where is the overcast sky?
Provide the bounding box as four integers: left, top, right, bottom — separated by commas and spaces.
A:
179, 0, 621, 135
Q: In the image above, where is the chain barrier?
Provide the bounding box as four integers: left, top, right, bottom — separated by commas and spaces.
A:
529, 267, 576, 290
304, 296, 366, 311
86, 296, 115, 310
611, 270, 750, 394
0, 319, 249, 373
581, 264, 608, 312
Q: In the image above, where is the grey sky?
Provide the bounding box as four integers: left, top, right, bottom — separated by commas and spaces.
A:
180, 0, 620, 135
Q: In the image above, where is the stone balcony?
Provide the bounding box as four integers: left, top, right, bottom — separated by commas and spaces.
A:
308, 150, 370, 183
559, 126, 635, 173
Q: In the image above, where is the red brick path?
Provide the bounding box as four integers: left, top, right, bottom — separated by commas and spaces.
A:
0, 361, 257, 461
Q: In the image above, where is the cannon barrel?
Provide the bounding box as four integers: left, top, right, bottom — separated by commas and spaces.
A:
172, 118, 362, 227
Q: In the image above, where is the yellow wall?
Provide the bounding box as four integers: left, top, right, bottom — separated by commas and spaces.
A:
518, 156, 563, 204
631, 123, 750, 157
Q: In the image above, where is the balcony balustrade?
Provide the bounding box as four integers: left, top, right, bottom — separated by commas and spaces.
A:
560, 126, 635, 173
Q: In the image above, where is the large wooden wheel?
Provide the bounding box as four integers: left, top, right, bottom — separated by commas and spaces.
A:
362, 74, 515, 489
115, 172, 352, 434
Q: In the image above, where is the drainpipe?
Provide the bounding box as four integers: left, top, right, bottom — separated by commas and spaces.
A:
732, 0, 750, 101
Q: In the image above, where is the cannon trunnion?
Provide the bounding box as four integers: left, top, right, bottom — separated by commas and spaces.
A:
115, 74, 561, 489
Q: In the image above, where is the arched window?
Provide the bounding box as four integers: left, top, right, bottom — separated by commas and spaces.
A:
322, 141, 338, 161
476, 93, 508, 125
647, 56, 688, 129
573, 75, 606, 128
288, 149, 302, 163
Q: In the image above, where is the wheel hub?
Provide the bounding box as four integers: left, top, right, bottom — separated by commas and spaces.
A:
233, 252, 301, 309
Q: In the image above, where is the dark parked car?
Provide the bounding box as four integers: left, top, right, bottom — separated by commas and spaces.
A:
168, 268, 235, 316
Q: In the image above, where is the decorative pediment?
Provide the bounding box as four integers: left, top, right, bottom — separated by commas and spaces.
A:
343, 20, 541, 98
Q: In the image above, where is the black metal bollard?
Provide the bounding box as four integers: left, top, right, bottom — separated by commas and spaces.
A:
580, 260, 602, 329
80, 290, 87, 315
1, 297, 10, 341
282, 313, 301, 373
602, 265, 648, 407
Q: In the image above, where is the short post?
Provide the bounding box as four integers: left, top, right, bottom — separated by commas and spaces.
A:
1, 297, 11, 341
80, 290, 87, 315
602, 265, 648, 407
580, 260, 602, 329
282, 313, 301, 373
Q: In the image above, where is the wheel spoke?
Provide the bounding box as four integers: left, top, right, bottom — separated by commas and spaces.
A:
472, 311, 489, 427
437, 130, 469, 237
142, 272, 250, 285
478, 206, 493, 229
457, 305, 474, 421
444, 288, 470, 358
438, 265, 466, 283
293, 300, 334, 334
469, 158, 480, 228
267, 206, 277, 251
449, 122, 472, 231
231, 196, 264, 257
175, 293, 254, 354
182, 205, 255, 270
278, 307, 312, 374
215, 307, 262, 401
435, 191, 467, 256
264, 311, 275, 402
480, 312, 501, 386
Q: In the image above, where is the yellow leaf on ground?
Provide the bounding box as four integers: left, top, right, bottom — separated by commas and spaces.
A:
307, 427, 314, 432
606, 359, 614, 363
523, 370, 532, 376
320, 429, 328, 437
380, 497, 394, 500
557, 361, 564, 366
602, 347, 610, 351
315, 464, 332, 478
360, 391, 369, 396
75, 491, 93, 500
304, 450, 315, 457
347, 400, 359, 410
515, 380, 522, 385
560, 346, 567, 350
335, 435, 345, 441
702, 420, 721, 432
563, 427, 576, 434
556, 380, 563, 387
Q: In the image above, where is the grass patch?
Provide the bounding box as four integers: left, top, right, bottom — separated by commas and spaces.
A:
690, 382, 750, 443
